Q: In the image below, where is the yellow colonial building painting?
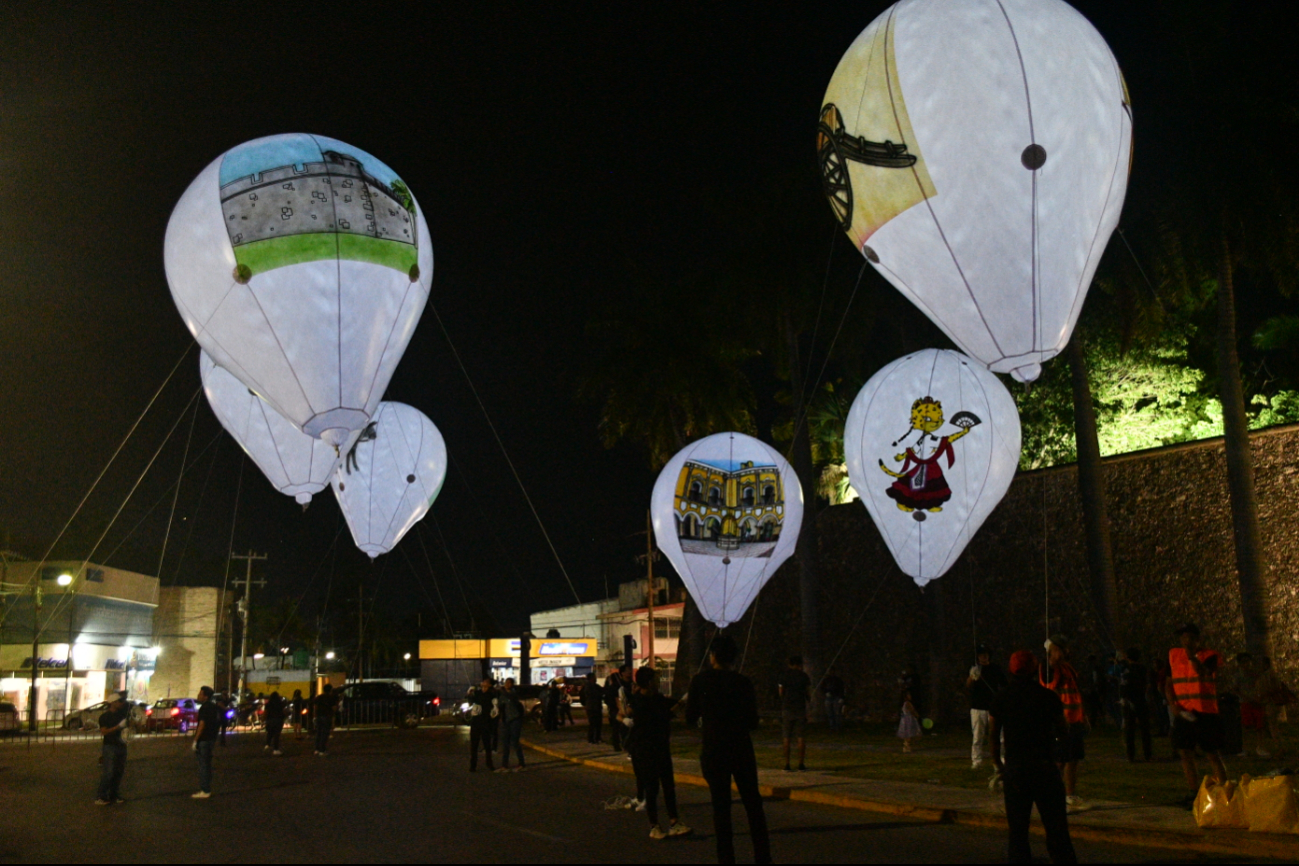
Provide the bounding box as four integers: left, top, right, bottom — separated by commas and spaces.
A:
674, 459, 785, 559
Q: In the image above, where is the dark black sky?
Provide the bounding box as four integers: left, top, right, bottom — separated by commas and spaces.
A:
0, 3, 1249, 636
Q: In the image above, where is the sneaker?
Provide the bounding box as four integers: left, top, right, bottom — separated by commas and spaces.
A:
264, 745, 270, 751
94, 799, 110, 806
668, 822, 692, 837
512, 765, 523, 773
114, 799, 126, 804
623, 798, 637, 811
972, 760, 983, 770
634, 798, 647, 812
191, 791, 211, 799
1065, 796, 1090, 813
494, 767, 509, 774
649, 826, 668, 840
272, 750, 282, 756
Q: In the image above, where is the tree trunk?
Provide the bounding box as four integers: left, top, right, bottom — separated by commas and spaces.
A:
925, 579, 946, 725
1065, 334, 1123, 651
786, 315, 822, 720
1215, 232, 1272, 656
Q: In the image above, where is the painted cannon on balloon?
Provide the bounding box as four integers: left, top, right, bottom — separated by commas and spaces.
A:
820, 0, 1132, 381
845, 350, 1021, 586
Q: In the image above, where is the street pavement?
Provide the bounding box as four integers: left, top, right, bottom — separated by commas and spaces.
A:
0, 727, 1279, 863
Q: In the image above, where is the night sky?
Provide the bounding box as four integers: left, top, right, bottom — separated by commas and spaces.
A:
0, 3, 1279, 639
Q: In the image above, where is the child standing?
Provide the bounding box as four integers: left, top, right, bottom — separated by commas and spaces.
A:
898, 689, 922, 752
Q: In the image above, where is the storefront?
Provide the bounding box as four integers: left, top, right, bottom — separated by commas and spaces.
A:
0, 643, 160, 722
419, 637, 598, 695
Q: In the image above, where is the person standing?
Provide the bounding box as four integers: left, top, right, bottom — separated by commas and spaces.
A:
604, 666, 626, 752
496, 678, 526, 772
897, 689, 922, 753
1041, 636, 1088, 813
582, 673, 604, 744
94, 692, 130, 805
627, 667, 691, 840
777, 655, 811, 772
469, 678, 497, 772
1166, 622, 1228, 807
821, 668, 846, 733
558, 682, 575, 727
313, 684, 337, 756
263, 690, 286, 756
990, 650, 1077, 864
290, 689, 305, 740
686, 635, 771, 865
966, 644, 1008, 769
192, 686, 221, 799
541, 680, 560, 733
1118, 649, 1152, 762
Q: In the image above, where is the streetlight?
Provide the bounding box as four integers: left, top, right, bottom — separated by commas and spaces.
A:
403, 653, 411, 661
56, 573, 72, 587
325, 651, 335, 660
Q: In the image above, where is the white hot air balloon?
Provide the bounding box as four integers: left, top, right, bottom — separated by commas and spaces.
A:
845, 350, 1021, 586
651, 432, 804, 628
201, 351, 357, 506
819, 0, 1132, 382
332, 402, 447, 558
165, 134, 433, 447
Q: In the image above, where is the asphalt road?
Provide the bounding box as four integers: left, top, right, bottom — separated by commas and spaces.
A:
0, 728, 1266, 863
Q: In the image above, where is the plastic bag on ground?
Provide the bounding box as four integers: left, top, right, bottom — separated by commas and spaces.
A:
1242, 774, 1299, 834
1193, 775, 1248, 829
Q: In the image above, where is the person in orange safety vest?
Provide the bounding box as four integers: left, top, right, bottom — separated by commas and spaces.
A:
1042, 635, 1089, 814
1164, 622, 1227, 806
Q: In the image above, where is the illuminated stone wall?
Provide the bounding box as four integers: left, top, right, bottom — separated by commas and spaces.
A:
727, 423, 1299, 724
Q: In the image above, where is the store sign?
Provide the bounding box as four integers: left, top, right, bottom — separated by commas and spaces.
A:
21, 657, 69, 670
539, 642, 589, 657
489, 659, 515, 670
534, 657, 577, 667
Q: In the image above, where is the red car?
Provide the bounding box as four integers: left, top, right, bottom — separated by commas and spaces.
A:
146, 698, 199, 732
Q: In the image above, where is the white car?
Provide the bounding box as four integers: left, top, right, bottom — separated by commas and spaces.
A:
63, 701, 148, 732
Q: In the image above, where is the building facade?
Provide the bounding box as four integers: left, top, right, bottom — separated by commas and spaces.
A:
674, 459, 785, 555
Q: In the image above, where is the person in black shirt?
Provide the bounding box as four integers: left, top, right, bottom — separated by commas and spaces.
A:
776, 655, 811, 772
967, 644, 1008, 769
95, 692, 130, 805
686, 636, 771, 865
627, 667, 691, 840
821, 668, 846, 732
990, 651, 1076, 865
263, 691, 286, 756
192, 686, 222, 798
604, 667, 627, 752
1118, 648, 1152, 762
468, 678, 497, 772
313, 685, 337, 756
581, 673, 604, 744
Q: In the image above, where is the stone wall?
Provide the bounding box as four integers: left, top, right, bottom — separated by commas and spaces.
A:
721, 424, 1299, 724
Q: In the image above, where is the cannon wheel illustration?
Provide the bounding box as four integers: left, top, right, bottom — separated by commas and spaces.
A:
818, 105, 854, 231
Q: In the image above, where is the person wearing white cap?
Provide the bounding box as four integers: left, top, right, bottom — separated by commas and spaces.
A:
94, 693, 130, 805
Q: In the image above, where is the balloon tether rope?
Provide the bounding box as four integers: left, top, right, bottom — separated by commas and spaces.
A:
429, 301, 582, 606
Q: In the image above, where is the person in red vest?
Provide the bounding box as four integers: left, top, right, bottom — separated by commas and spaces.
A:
1042, 635, 1089, 813
1165, 622, 1227, 806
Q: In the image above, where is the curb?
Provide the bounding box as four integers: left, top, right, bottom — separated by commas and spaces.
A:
520, 740, 1298, 860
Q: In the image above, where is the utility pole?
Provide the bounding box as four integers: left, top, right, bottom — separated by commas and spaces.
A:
231, 551, 266, 701
28, 583, 42, 733
357, 579, 365, 683
645, 510, 655, 674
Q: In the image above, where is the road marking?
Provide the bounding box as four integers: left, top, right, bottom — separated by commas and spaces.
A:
461, 811, 568, 843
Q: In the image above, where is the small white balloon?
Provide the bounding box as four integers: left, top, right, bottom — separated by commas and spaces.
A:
844, 350, 1021, 585
819, 0, 1132, 381
332, 402, 447, 558
652, 432, 803, 628
201, 351, 355, 506
165, 133, 433, 446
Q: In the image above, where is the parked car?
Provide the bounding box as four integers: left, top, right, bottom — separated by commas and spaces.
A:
145, 698, 199, 732
0, 702, 19, 735
63, 700, 148, 732
333, 681, 439, 728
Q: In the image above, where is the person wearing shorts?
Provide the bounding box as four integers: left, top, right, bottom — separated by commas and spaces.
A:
1042, 635, 1089, 813
777, 655, 811, 772
1166, 623, 1227, 807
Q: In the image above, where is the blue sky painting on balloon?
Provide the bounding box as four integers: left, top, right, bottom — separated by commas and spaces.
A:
219, 133, 419, 281
673, 458, 785, 559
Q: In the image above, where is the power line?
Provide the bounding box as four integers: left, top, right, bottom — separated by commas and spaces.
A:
428, 301, 582, 606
